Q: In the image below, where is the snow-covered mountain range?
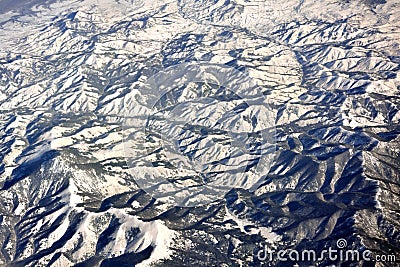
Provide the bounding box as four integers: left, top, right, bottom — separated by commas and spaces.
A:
0, 0, 399, 266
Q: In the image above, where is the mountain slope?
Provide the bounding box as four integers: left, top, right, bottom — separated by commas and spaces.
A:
0, 0, 399, 266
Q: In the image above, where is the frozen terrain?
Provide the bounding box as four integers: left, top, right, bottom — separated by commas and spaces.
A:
0, 0, 399, 266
